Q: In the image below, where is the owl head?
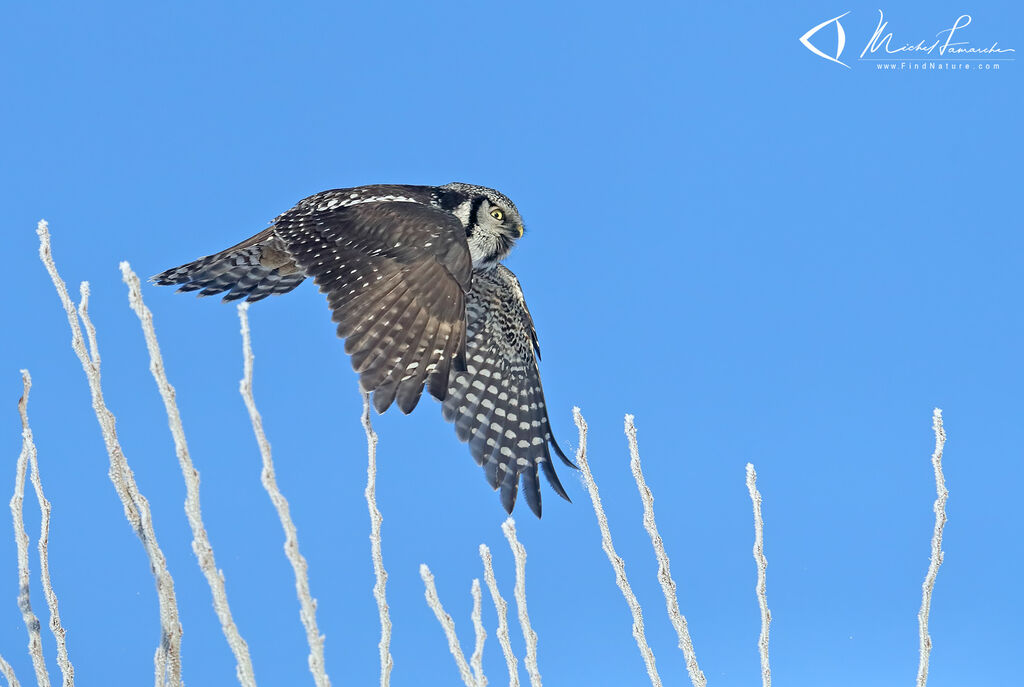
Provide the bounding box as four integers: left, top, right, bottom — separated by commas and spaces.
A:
443, 182, 524, 268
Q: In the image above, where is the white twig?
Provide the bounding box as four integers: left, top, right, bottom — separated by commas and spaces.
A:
572, 407, 662, 687
745, 463, 770, 687
121, 264, 256, 686
10, 375, 50, 687
0, 653, 21, 687
625, 415, 705, 687
917, 408, 948, 687
470, 579, 487, 687
500, 518, 541, 687
419, 564, 476, 687
19, 371, 75, 686
480, 545, 519, 687
37, 221, 183, 687
361, 392, 393, 687
237, 303, 328, 687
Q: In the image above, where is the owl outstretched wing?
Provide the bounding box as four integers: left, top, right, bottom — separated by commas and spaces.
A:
442, 265, 575, 517
155, 186, 473, 415
273, 188, 473, 414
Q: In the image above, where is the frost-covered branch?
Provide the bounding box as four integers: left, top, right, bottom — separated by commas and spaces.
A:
916, 408, 948, 687
745, 463, 770, 687
10, 373, 50, 687
500, 518, 541, 687
419, 564, 478, 687
237, 303, 328, 687
18, 371, 75, 686
572, 407, 661, 687
362, 391, 393, 687
37, 221, 182, 687
470, 579, 486, 687
625, 415, 705, 687
0, 653, 21, 687
480, 544, 519, 687
122, 264, 256, 686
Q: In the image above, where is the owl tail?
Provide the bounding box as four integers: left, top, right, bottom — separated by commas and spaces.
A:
151, 228, 307, 303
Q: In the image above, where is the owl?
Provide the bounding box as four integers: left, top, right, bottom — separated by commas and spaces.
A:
154, 183, 574, 516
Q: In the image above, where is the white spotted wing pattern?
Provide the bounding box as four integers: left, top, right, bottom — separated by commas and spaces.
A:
442, 265, 573, 515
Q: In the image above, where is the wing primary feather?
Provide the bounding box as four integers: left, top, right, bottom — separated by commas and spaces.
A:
499, 465, 519, 514
394, 314, 441, 414
371, 306, 430, 412
427, 330, 453, 402
521, 465, 543, 517
483, 455, 501, 490
539, 458, 571, 503
372, 377, 399, 414
427, 322, 461, 402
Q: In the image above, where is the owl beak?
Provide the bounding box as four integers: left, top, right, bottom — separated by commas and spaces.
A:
515, 225, 524, 238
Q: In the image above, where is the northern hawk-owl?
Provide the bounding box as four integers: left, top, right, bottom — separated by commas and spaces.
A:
153, 183, 574, 517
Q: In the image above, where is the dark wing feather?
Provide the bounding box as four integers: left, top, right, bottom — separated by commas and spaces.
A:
442, 265, 575, 517
272, 188, 473, 414
151, 229, 308, 302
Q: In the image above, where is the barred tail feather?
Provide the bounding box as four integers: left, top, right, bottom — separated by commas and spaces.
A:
151, 229, 307, 303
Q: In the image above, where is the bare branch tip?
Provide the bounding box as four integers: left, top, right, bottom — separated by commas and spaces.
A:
238, 305, 329, 686
918, 408, 950, 687
12, 354, 53, 687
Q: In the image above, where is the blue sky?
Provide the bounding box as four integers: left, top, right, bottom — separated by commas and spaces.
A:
1, 1, 1020, 685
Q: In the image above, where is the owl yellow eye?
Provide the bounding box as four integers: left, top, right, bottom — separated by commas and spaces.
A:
490, 208, 504, 221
